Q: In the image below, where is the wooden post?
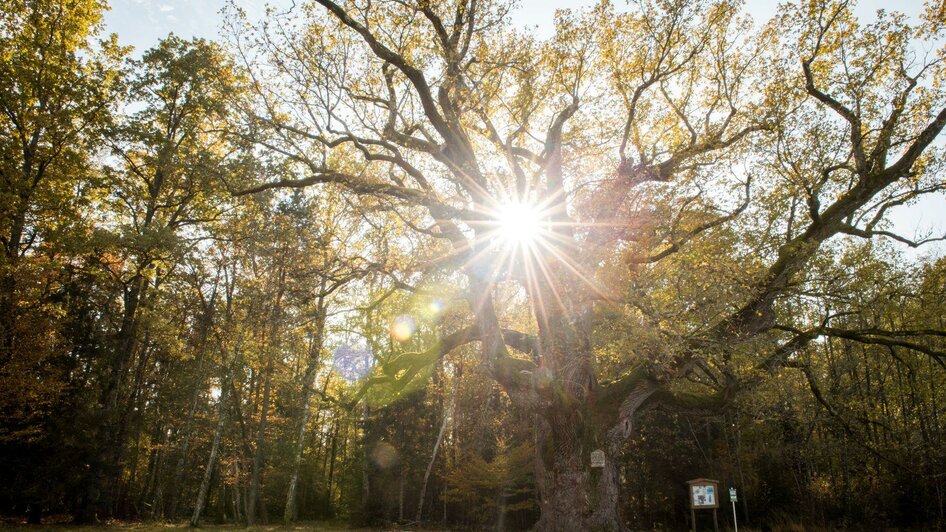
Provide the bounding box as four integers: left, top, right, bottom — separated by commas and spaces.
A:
691, 508, 696, 532
713, 507, 718, 532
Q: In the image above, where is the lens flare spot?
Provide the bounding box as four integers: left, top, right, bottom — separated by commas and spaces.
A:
332, 342, 373, 381
390, 315, 415, 342
371, 441, 398, 469
428, 298, 445, 316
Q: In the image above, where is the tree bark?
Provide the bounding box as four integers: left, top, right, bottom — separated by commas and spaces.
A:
528, 312, 658, 532
75, 277, 154, 524
284, 307, 327, 523
148, 424, 170, 519
231, 461, 243, 523
168, 313, 213, 519
327, 420, 340, 507
417, 378, 456, 522
532, 417, 626, 532
0, 263, 18, 366
167, 381, 201, 520
191, 381, 229, 527
0, 161, 36, 367
361, 405, 370, 516
246, 359, 273, 526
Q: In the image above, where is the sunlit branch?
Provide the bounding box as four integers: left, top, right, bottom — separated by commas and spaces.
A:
838, 223, 946, 248
312, 0, 454, 142
627, 176, 751, 264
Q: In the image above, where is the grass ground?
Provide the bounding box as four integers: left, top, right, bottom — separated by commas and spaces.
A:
0, 520, 379, 531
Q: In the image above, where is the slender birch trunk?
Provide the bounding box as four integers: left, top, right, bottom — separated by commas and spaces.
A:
416, 378, 457, 522
191, 381, 229, 527
284, 306, 327, 522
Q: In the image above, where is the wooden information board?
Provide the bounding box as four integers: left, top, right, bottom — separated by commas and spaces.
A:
686, 478, 719, 531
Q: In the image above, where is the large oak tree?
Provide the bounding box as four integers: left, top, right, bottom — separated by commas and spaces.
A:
187, 0, 946, 528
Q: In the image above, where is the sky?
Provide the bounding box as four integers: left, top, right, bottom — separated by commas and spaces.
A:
102, 0, 944, 260
102, 0, 923, 52
102, 0, 927, 54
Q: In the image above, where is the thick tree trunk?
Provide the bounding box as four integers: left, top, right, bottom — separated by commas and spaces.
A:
527, 315, 656, 532
533, 419, 626, 532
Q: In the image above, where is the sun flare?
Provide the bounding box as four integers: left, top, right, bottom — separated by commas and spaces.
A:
495, 201, 543, 246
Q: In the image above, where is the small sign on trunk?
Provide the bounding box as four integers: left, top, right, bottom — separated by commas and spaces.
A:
590, 449, 605, 468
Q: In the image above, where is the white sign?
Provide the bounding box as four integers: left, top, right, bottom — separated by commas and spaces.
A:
691, 484, 716, 507
590, 449, 605, 468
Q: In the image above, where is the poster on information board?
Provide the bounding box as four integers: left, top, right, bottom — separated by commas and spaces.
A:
686, 478, 719, 509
